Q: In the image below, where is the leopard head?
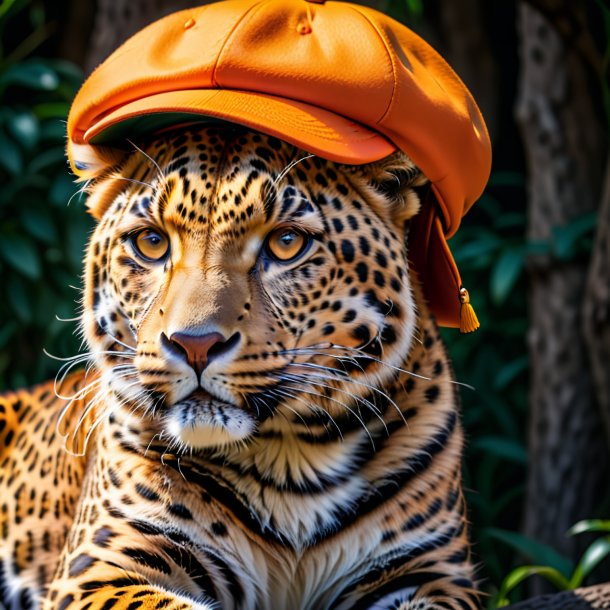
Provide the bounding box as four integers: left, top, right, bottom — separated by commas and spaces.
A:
81, 126, 427, 451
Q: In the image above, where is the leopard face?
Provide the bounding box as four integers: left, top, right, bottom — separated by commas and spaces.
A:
82, 126, 426, 451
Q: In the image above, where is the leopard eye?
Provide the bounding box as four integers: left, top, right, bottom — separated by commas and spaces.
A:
265, 227, 310, 262
131, 229, 170, 261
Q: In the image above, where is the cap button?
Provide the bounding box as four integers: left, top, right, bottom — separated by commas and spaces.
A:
183, 18, 196, 30
297, 19, 312, 35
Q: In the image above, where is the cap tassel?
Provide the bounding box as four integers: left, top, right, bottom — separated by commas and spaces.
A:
459, 287, 479, 333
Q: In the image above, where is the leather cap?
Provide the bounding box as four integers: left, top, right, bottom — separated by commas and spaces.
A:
67, 0, 492, 328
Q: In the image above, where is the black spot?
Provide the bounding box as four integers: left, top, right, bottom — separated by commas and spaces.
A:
433, 360, 444, 376
322, 324, 335, 336
342, 310, 357, 323
375, 251, 388, 267
380, 324, 397, 345
315, 173, 328, 187
69, 553, 95, 577
347, 215, 359, 230
424, 385, 440, 403
211, 521, 228, 536
57, 595, 74, 610
341, 240, 355, 263
358, 236, 370, 255
168, 503, 193, 520
355, 262, 368, 282
255, 146, 274, 162
353, 324, 371, 344
134, 484, 160, 502
93, 526, 116, 548
122, 547, 172, 574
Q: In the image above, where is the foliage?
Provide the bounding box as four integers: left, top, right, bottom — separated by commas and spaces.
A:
444, 169, 602, 602
441, 170, 530, 592
0, 0, 89, 389
492, 520, 610, 607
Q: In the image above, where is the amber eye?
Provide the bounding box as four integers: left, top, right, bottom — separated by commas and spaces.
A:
265, 227, 310, 262
131, 229, 170, 261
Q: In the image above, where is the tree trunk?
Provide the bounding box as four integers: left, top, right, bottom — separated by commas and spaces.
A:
436, 0, 498, 138
583, 156, 610, 448
85, 0, 207, 72
516, 0, 608, 592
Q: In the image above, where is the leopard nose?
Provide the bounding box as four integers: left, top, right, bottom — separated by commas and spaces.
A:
164, 331, 241, 377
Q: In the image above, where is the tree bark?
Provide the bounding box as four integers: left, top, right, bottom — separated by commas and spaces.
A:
435, 0, 498, 138
583, 156, 610, 448
516, 0, 608, 590
85, 0, 208, 73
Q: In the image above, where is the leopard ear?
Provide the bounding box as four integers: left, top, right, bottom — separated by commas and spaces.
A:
69, 142, 128, 182
362, 151, 429, 224
67, 142, 131, 220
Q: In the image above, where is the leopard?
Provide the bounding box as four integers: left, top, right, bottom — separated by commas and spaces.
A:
0, 125, 479, 610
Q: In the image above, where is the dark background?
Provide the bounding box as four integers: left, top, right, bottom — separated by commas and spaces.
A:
0, 0, 608, 607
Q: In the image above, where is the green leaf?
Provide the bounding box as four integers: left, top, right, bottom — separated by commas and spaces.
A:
50, 173, 78, 206
27, 146, 65, 174
6, 110, 39, 150
568, 519, 610, 535
495, 356, 529, 389
0, 320, 17, 348
495, 212, 526, 230
487, 171, 525, 188
0, 0, 23, 22
485, 528, 573, 577
569, 537, 610, 588
525, 239, 551, 256
6, 274, 33, 322
496, 565, 571, 606
48, 59, 83, 88
0, 234, 41, 279
0, 61, 59, 90
453, 231, 502, 265
471, 437, 527, 465
552, 212, 597, 260
19, 207, 58, 243
404, 0, 423, 16
34, 104, 70, 122
0, 130, 23, 174
490, 247, 524, 305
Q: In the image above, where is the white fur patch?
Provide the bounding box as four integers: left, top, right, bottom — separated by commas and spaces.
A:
165, 393, 256, 449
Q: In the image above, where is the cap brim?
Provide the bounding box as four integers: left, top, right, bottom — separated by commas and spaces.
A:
70, 88, 396, 170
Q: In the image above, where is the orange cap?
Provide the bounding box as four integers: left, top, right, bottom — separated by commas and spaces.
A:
67, 0, 491, 328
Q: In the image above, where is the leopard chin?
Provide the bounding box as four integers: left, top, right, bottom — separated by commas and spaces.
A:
164, 390, 257, 449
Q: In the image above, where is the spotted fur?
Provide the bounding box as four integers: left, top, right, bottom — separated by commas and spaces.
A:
0, 126, 479, 609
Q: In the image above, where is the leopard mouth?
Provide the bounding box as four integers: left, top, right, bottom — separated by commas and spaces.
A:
164, 388, 257, 449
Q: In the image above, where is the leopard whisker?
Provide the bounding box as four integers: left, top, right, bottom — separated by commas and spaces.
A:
271, 386, 343, 440
285, 362, 406, 426
261, 387, 316, 435
272, 153, 314, 186
126, 138, 166, 184
284, 373, 388, 435
275, 376, 376, 445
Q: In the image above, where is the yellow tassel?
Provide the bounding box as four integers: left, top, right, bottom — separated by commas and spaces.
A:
459, 287, 480, 333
